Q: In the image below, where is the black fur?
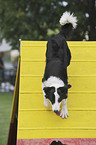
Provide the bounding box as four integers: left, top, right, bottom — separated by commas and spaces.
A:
57, 87, 68, 102
57, 85, 71, 102
42, 24, 72, 104
42, 28, 71, 85
43, 84, 71, 104
43, 87, 55, 104
50, 141, 67, 145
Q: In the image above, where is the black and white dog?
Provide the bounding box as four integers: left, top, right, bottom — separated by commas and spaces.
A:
42, 12, 77, 119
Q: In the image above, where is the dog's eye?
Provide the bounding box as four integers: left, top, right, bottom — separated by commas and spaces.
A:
57, 87, 67, 94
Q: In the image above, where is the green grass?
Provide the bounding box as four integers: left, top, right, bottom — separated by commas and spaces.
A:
0, 92, 13, 145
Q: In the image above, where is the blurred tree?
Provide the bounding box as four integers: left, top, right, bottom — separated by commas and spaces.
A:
66, 0, 96, 40
0, 0, 64, 49
0, 0, 96, 49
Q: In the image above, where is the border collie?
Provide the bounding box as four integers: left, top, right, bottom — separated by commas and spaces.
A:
42, 12, 77, 119
42, 32, 71, 119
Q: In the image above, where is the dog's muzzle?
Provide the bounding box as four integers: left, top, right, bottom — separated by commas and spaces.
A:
54, 110, 60, 116
54, 110, 59, 113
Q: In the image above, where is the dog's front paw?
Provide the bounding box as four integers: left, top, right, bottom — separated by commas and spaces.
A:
60, 109, 69, 119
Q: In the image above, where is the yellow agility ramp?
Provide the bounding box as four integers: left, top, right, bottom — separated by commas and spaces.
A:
17, 41, 96, 145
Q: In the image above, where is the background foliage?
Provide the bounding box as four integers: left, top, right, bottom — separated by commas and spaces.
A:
0, 0, 96, 49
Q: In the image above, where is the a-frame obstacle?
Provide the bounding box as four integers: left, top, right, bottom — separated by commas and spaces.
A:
8, 41, 96, 145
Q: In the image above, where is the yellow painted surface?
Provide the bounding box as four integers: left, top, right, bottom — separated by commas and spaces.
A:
21, 41, 96, 61
21, 61, 96, 76
18, 110, 96, 129
19, 94, 96, 111
20, 76, 96, 92
17, 41, 96, 139
18, 130, 96, 139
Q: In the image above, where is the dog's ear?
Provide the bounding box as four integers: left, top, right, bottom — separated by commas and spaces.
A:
58, 84, 71, 94
43, 87, 55, 95
65, 84, 72, 89
57, 87, 66, 94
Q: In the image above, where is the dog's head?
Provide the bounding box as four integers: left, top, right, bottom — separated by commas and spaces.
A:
50, 140, 67, 145
43, 84, 71, 113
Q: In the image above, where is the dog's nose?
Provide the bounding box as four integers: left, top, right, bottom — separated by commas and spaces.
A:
54, 110, 59, 113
